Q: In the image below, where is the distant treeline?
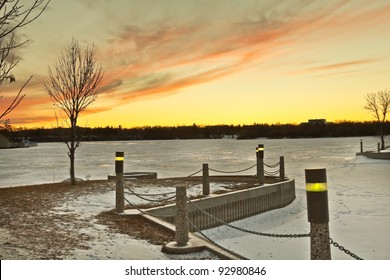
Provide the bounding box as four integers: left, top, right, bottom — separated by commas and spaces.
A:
2, 121, 389, 142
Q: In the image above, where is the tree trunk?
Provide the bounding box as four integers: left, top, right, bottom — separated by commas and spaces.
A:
69, 146, 76, 185
69, 118, 77, 185
380, 129, 385, 150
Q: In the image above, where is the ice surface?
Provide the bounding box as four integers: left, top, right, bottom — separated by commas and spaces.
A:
0, 137, 389, 259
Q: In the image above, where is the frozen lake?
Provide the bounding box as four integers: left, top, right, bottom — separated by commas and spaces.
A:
0, 136, 387, 188
0, 136, 389, 259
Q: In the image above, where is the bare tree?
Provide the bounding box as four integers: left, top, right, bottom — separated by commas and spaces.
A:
0, 0, 50, 121
44, 38, 103, 185
364, 89, 390, 150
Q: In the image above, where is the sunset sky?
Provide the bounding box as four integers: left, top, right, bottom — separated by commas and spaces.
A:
1, 0, 390, 128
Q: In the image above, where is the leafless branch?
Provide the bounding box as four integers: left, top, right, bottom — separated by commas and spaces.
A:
44, 38, 103, 123
0, 0, 50, 118
0, 74, 32, 120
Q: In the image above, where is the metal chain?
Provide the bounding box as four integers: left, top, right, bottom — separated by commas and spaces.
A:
124, 197, 174, 218
263, 162, 280, 169
186, 217, 248, 260
124, 182, 176, 196
124, 183, 176, 202
264, 169, 280, 176
208, 163, 257, 174
363, 144, 378, 150
126, 193, 363, 260
187, 169, 203, 177
125, 191, 176, 202
329, 238, 363, 260
187, 199, 310, 238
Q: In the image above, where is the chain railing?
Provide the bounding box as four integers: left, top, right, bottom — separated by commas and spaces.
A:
186, 217, 248, 260
263, 160, 281, 177
329, 238, 363, 260
187, 198, 309, 238
123, 196, 174, 218
187, 169, 203, 177
263, 161, 280, 169
185, 156, 285, 180
208, 163, 257, 174
124, 182, 176, 203
114, 150, 364, 260
363, 143, 379, 152
123, 181, 364, 260
186, 197, 363, 260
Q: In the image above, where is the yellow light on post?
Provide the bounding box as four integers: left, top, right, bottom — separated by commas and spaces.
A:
115, 152, 124, 175
305, 168, 329, 223
115, 151, 125, 214
305, 167, 331, 260
256, 144, 264, 185
306, 182, 327, 192
256, 144, 264, 159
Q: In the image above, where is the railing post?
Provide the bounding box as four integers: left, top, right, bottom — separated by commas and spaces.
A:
163, 184, 204, 254
279, 156, 285, 180
202, 163, 210, 196
305, 168, 331, 260
175, 185, 189, 246
378, 143, 381, 152
360, 139, 363, 153
256, 144, 264, 185
115, 151, 124, 214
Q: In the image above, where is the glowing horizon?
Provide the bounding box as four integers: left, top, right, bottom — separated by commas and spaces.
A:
1, 0, 390, 129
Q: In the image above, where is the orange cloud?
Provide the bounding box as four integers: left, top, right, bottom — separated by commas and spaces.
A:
97, 1, 368, 104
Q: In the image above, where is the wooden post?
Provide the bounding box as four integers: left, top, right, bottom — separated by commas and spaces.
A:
279, 156, 285, 180
305, 168, 331, 260
257, 144, 264, 185
378, 143, 381, 152
175, 185, 189, 246
115, 151, 124, 214
360, 139, 363, 153
202, 163, 210, 196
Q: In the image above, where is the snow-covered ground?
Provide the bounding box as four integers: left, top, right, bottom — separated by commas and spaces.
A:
202, 156, 389, 260
0, 137, 388, 259
54, 182, 234, 260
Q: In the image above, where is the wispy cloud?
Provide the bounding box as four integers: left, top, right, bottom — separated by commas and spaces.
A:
289, 58, 381, 76
98, 1, 348, 101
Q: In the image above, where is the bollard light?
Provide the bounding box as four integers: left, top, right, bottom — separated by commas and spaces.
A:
115, 151, 125, 214
115, 151, 124, 174
305, 168, 329, 223
256, 144, 264, 159
305, 168, 331, 260
256, 144, 265, 185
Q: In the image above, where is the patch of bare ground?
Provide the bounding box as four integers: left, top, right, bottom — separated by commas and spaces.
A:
96, 210, 175, 246
0, 181, 113, 259
0, 176, 262, 259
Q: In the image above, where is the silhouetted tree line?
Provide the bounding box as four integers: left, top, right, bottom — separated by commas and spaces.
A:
2, 121, 389, 142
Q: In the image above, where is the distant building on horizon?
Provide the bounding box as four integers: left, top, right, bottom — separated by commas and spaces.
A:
301, 119, 333, 125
